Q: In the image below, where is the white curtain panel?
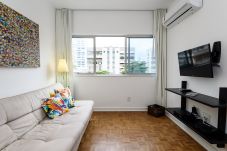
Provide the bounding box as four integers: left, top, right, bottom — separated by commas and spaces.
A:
153, 9, 167, 107
55, 9, 74, 91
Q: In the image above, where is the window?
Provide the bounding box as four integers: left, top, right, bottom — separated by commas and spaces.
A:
127, 38, 156, 74
72, 36, 155, 75
72, 38, 94, 73
95, 37, 125, 74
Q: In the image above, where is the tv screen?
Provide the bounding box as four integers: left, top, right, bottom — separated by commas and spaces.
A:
178, 44, 213, 78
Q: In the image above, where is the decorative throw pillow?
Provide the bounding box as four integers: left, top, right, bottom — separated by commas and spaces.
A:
42, 94, 69, 119
55, 88, 75, 108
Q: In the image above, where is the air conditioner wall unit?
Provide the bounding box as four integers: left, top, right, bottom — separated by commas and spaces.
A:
163, 0, 203, 28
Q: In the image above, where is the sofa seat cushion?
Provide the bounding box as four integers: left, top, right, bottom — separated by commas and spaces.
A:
2, 139, 74, 151
22, 122, 84, 142
74, 100, 94, 108
0, 125, 17, 150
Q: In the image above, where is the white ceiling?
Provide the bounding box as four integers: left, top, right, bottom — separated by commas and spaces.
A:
48, 0, 174, 10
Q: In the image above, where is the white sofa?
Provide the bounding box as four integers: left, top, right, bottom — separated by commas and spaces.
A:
0, 83, 94, 151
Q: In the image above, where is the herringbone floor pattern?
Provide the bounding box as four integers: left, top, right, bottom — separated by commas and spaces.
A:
78, 112, 206, 151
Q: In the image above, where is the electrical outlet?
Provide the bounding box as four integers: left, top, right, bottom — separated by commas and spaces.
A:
127, 97, 132, 102
201, 112, 211, 124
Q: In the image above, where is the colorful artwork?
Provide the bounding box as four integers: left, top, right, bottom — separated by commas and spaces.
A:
0, 2, 40, 68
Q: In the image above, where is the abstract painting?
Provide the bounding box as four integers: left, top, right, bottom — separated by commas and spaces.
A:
0, 2, 40, 68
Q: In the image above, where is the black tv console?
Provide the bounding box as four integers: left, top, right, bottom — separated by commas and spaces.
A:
166, 82, 227, 148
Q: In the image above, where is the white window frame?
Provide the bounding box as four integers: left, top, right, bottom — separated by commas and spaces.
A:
72, 35, 156, 77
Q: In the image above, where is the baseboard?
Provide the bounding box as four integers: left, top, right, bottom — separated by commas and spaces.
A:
94, 107, 147, 111
166, 111, 222, 151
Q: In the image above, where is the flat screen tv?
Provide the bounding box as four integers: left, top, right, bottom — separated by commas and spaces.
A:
178, 44, 213, 78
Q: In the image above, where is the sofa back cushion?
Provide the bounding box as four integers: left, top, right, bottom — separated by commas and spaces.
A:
0, 95, 33, 122
0, 105, 7, 126
7, 113, 38, 138
33, 108, 46, 122
0, 83, 64, 149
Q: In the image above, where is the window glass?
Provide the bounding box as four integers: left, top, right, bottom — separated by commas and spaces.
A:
72, 38, 94, 73
96, 37, 125, 74
72, 36, 155, 75
127, 38, 155, 74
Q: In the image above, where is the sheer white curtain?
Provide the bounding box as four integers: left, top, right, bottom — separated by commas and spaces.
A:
153, 9, 167, 107
55, 9, 74, 91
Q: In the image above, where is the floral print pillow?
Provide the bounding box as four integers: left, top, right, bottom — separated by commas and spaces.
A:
42, 94, 69, 119
55, 88, 75, 108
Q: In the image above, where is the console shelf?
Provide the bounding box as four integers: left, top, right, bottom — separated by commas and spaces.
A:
166, 88, 227, 108
166, 84, 227, 148
166, 108, 227, 144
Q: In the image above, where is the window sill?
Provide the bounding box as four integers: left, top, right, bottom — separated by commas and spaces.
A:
74, 73, 156, 77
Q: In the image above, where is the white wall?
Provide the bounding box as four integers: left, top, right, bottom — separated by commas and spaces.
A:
73, 11, 153, 35
74, 76, 156, 111
73, 10, 156, 110
0, 0, 56, 99
167, 0, 227, 150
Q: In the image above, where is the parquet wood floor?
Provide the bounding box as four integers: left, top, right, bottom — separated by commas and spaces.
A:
78, 112, 206, 151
